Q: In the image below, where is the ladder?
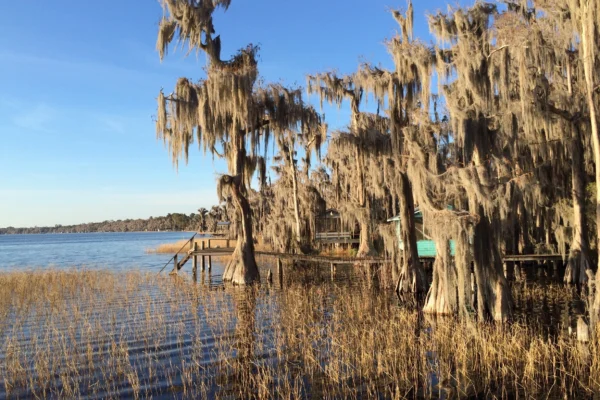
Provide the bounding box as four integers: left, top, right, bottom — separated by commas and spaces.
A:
157, 232, 198, 274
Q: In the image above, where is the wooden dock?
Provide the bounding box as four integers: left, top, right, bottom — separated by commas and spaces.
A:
160, 233, 565, 278
503, 254, 563, 262
161, 234, 391, 275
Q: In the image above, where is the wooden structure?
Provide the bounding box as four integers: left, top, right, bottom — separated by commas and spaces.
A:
160, 232, 390, 277
160, 233, 562, 286
173, 246, 389, 270
314, 209, 359, 245
503, 254, 563, 262
386, 210, 563, 272
215, 221, 231, 238
158, 234, 234, 275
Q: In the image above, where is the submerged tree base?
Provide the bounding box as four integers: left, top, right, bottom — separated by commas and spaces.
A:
222, 243, 260, 285
564, 249, 591, 286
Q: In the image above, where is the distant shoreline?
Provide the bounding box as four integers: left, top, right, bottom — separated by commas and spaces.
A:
0, 230, 224, 236
0, 230, 198, 235
0, 211, 229, 235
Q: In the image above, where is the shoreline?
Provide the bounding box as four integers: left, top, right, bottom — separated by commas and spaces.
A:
0, 230, 220, 236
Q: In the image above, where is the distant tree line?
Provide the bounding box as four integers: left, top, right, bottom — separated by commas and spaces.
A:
0, 205, 228, 235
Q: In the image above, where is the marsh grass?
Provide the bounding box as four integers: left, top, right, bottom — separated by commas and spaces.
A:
147, 238, 235, 254
147, 236, 355, 258
0, 269, 598, 398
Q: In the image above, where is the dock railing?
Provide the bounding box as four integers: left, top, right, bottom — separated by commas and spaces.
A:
158, 232, 198, 274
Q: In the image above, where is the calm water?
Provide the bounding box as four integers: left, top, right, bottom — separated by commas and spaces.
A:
0, 232, 212, 272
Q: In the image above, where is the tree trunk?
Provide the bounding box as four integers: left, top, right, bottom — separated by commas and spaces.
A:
223, 134, 260, 285
517, 202, 530, 254
396, 172, 426, 294
356, 216, 376, 258
222, 177, 260, 284
423, 239, 454, 315
455, 227, 474, 318
472, 206, 512, 322
581, 17, 600, 327
288, 152, 302, 247
565, 123, 591, 285
422, 226, 473, 317
355, 147, 366, 207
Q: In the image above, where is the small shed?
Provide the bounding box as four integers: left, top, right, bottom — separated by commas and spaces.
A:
387, 207, 456, 258
215, 221, 231, 237
314, 209, 359, 244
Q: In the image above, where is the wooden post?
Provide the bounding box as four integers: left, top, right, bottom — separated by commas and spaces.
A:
577, 316, 590, 342
471, 271, 476, 306
173, 254, 178, 272
208, 255, 212, 271
277, 258, 283, 287
330, 262, 335, 281
267, 269, 273, 283
192, 241, 198, 275
226, 239, 230, 248
201, 241, 206, 272
514, 262, 522, 281
207, 239, 211, 249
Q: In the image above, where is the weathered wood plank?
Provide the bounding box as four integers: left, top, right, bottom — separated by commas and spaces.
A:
503, 254, 563, 262
188, 248, 392, 265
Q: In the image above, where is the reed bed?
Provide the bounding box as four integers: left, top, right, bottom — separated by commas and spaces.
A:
0, 269, 598, 398
147, 238, 235, 254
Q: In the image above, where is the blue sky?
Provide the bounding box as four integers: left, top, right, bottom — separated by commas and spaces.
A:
0, 0, 470, 228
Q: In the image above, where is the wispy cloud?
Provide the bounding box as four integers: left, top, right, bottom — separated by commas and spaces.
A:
12, 103, 58, 133
96, 115, 127, 134
0, 50, 163, 83
1, 94, 149, 136
0, 187, 217, 206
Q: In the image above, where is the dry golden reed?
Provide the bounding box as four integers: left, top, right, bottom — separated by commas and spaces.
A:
146, 238, 235, 254
0, 269, 598, 398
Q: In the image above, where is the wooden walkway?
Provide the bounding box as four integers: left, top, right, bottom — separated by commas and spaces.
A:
187, 248, 390, 265
160, 233, 565, 275
503, 254, 563, 262
161, 233, 391, 275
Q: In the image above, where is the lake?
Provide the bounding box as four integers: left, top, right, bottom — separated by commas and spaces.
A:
0, 231, 212, 272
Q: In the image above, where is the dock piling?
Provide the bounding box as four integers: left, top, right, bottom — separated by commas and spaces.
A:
192, 241, 198, 275
277, 258, 283, 287
330, 262, 335, 281
206, 241, 212, 271
201, 241, 206, 271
